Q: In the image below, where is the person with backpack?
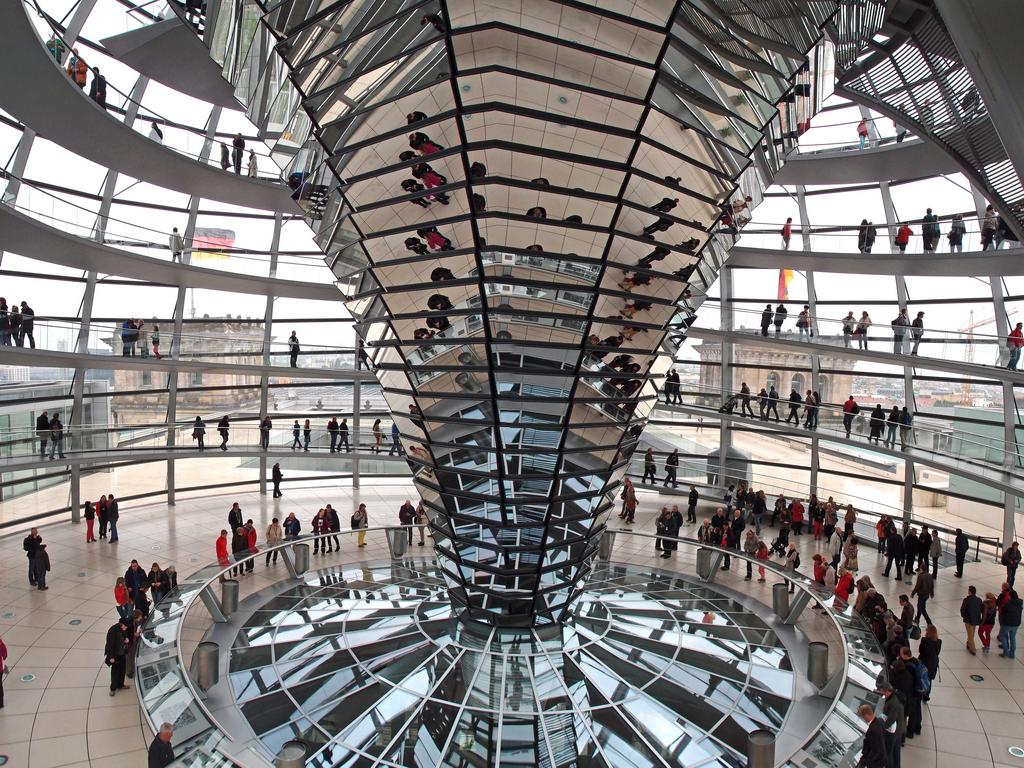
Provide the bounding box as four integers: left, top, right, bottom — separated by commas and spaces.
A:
947, 213, 966, 252
834, 566, 854, 604
857, 219, 871, 253
917, 625, 941, 699
773, 303, 787, 336
841, 311, 857, 347
920, 208, 939, 251
796, 305, 811, 341
998, 586, 1022, 659
352, 503, 368, 547
899, 647, 927, 738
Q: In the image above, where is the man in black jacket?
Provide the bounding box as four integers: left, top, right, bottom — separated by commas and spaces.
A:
856, 703, 887, 768
232, 133, 245, 174
89, 67, 107, 107
954, 528, 969, 577
760, 304, 773, 336
288, 330, 300, 367
217, 415, 230, 451
338, 418, 350, 453
327, 417, 339, 453
124, 560, 150, 602
785, 389, 802, 424
231, 527, 248, 577
883, 527, 904, 579
687, 485, 698, 524
961, 585, 983, 655
227, 502, 243, 533
903, 529, 919, 581
148, 723, 175, 768
35, 411, 49, 459
272, 463, 283, 498
23, 527, 41, 586
399, 499, 417, 544
107, 494, 120, 542
105, 619, 130, 696
20, 301, 35, 348
766, 386, 780, 421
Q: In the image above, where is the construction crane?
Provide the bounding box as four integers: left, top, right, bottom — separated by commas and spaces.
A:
958, 309, 1017, 405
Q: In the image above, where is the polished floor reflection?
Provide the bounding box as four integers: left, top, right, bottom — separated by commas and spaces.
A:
228, 561, 798, 767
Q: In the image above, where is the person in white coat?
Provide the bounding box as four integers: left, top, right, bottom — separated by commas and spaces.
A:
247, 149, 258, 178
169, 228, 184, 263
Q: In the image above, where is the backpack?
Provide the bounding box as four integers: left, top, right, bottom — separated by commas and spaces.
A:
913, 662, 931, 695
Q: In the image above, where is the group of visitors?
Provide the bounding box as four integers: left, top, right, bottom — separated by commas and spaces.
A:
120, 319, 161, 359
862, 401, 915, 449
212, 498, 431, 566
0, 299, 36, 347
34, 410, 67, 460
83, 493, 121, 542
188, 414, 403, 457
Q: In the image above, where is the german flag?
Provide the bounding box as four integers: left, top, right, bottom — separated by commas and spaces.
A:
777, 268, 794, 301
191, 227, 235, 260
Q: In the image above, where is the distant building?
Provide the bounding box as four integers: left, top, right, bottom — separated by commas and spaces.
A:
0, 379, 110, 501
693, 334, 856, 409
103, 316, 264, 424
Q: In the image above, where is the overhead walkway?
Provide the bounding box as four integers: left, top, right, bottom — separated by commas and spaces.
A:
773, 139, 960, 186
726, 243, 1024, 276
833, 0, 1024, 236
0, 203, 342, 302
0, 444, 409, 474
652, 402, 1023, 498
687, 327, 1018, 386
936, 0, 1024, 201
100, 19, 240, 110
0, 346, 372, 381
0, 1, 293, 212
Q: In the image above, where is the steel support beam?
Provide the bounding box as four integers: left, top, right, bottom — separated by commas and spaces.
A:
717, 266, 733, 490
258, 213, 282, 496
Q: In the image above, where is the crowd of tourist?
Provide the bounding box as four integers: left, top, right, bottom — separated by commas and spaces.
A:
637, 478, 1024, 768
5, 470, 1023, 768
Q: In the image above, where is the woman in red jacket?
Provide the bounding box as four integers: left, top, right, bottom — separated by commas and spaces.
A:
114, 577, 131, 621
215, 529, 229, 569
834, 566, 855, 605
894, 223, 912, 253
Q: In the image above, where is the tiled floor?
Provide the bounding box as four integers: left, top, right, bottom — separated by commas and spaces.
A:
0, 481, 1019, 767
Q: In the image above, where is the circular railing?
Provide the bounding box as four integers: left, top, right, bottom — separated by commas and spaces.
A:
135, 528, 886, 767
